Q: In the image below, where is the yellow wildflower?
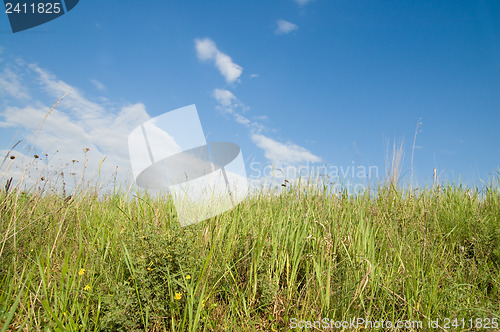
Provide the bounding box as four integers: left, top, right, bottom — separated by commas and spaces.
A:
83, 285, 91, 291
185, 275, 191, 280
174, 292, 182, 300
78, 268, 85, 276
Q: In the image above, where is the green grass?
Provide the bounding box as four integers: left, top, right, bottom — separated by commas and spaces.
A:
0, 175, 499, 331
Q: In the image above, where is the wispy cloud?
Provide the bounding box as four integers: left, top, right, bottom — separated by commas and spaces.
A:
275, 20, 298, 35
251, 133, 321, 165
212, 88, 259, 130
27, 64, 128, 133
211, 89, 320, 166
195, 38, 243, 83
0, 60, 150, 189
213, 88, 236, 108
199, 43, 321, 171
90, 79, 106, 91
0, 67, 30, 100
233, 113, 251, 126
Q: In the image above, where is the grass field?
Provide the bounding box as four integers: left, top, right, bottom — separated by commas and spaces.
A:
1, 167, 499, 331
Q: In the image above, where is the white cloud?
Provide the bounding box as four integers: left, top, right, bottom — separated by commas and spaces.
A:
28, 64, 117, 132
251, 133, 321, 165
200, 46, 322, 182
210, 89, 323, 192
195, 38, 217, 60
0, 62, 151, 192
233, 113, 251, 126
0, 122, 14, 128
294, 0, 313, 5
1, 101, 149, 170
212, 88, 250, 114
90, 79, 106, 91
195, 38, 243, 83
276, 20, 298, 35
212, 88, 263, 132
0, 150, 40, 189
0, 67, 30, 100
250, 74, 259, 78
213, 88, 236, 108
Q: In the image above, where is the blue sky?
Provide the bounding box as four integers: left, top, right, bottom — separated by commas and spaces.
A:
0, 0, 499, 192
